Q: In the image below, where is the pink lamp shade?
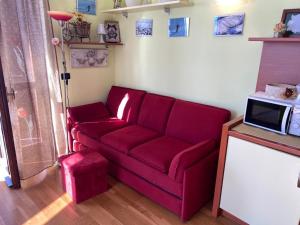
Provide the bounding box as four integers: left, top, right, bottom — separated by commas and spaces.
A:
48, 11, 74, 21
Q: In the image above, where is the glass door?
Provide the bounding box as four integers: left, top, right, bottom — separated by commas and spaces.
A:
0, 0, 63, 183
0, 58, 20, 188
0, 115, 11, 186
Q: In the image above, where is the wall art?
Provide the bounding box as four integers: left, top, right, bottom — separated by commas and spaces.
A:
136, 19, 153, 37
70, 49, 108, 68
168, 17, 190, 37
214, 13, 245, 36
104, 21, 121, 43
77, 0, 96, 15
281, 9, 300, 37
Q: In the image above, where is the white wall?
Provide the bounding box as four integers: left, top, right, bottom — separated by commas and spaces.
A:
113, 0, 300, 116
50, 0, 300, 116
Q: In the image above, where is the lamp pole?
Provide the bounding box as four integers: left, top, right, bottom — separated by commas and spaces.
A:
58, 20, 70, 154
48, 11, 73, 154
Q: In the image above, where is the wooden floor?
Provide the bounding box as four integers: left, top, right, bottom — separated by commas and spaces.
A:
0, 166, 237, 225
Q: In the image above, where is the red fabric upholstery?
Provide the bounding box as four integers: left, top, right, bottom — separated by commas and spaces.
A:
67, 102, 110, 151
59, 150, 108, 203
100, 125, 160, 153
166, 100, 230, 144
137, 93, 175, 133
109, 162, 182, 216
106, 86, 146, 123
68, 102, 110, 123
169, 139, 216, 182
73, 140, 88, 152
77, 131, 102, 149
66, 85, 231, 220
96, 142, 183, 197
72, 118, 128, 139
130, 136, 191, 173
181, 151, 219, 221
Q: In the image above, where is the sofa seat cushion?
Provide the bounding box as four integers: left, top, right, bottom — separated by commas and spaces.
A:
72, 117, 128, 140
100, 125, 160, 154
96, 143, 183, 197
129, 136, 192, 173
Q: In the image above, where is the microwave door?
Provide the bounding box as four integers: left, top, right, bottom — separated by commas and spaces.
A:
281, 106, 291, 133
244, 98, 292, 134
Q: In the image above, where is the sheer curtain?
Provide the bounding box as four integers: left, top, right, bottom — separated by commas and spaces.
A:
0, 0, 66, 179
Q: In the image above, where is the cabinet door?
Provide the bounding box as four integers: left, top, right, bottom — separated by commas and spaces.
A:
220, 136, 300, 225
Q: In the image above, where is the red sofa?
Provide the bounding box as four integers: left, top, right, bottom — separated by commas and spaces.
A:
67, 86, 230, 221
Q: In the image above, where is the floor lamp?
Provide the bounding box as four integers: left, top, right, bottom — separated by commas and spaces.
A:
48, 11, 73, 154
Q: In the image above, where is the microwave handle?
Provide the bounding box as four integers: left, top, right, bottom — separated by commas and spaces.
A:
281, 107, 292, 134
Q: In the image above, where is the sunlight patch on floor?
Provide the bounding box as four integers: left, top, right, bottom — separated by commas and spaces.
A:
22, 193, 72, 225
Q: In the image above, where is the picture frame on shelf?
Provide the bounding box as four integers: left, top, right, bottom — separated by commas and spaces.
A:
104, 21, 121, 43
70, 48, 108, 68
214, 13, 245, 36
281, 9, 300, 37
76, 0, 96, 15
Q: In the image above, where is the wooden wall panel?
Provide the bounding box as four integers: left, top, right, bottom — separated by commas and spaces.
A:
256, 42, 300, 91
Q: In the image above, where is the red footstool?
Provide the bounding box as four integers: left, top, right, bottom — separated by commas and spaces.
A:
59, 150, 108, 203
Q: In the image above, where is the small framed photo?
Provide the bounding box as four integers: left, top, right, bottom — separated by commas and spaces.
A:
168, 17, 190, 37
76, 0, 96, 15
136, 19, 153, 37
104, 21, 121, 43
70, 49, 108, 68
281, 9, 300, 37
214, 13, 245, 36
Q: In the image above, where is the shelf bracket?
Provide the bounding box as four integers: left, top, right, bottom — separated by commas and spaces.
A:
122, 11, 128, 18
164, 7, 170, 15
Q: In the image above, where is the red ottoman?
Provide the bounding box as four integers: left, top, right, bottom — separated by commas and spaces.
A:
59, 150, 108, 203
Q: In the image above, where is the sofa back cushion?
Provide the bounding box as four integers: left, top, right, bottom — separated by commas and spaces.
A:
166, 100, 230, 144
138, 93, 175, 133
106, 86, 146, 123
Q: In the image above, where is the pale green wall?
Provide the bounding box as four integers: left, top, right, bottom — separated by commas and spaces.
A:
113, 0, 300, 116
50, 0, 299, 116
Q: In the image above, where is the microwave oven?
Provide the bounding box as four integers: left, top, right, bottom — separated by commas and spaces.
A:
244, 96, 293, 135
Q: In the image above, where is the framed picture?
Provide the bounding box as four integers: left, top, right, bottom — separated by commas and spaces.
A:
104, 21, 121, 43
136, 19, 153, 37
168, 17, 190, 37
214, 13, 245, 36
281, 9, 300, 37
76, 0, 96, 15
70, 49, 108, 68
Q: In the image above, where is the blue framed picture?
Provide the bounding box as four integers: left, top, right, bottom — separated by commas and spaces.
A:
77, 0, 96, 15
214, 13, 245, 36
168, 17, 190, 37
136, 19, 153, 37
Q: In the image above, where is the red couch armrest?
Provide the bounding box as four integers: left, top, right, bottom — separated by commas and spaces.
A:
67, 102, 110, 124
168, 139, 216, 182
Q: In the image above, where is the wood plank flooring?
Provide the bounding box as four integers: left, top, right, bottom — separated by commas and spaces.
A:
0, 166, 237, 225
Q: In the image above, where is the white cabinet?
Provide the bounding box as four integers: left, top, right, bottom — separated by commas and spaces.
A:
220, 136, 300, 225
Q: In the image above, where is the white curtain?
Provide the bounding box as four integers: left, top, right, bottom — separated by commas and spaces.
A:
0, 0, 66, 179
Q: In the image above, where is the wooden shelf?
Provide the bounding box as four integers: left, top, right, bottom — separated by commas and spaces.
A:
101, 0, 191, 16
66, 41, 123, 47
249, 37, 300, 42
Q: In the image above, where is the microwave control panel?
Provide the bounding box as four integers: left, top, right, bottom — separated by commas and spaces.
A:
288, 105, 300, 136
